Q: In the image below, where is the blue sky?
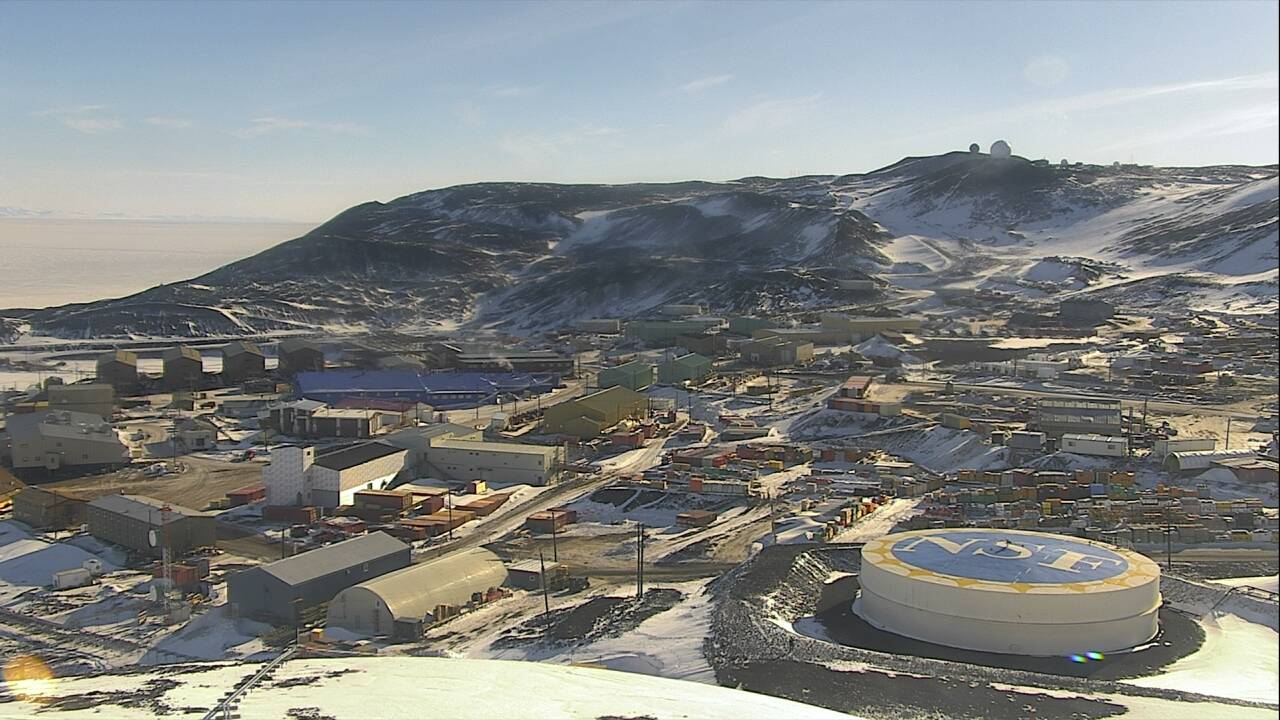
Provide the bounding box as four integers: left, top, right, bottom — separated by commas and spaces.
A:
1, 0, 1277, 221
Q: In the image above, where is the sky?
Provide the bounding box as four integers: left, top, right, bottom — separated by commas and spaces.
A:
1, 0, 1277, 223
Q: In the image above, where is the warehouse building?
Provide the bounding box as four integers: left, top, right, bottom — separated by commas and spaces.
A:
1151, 437, 1216, 461
660, 303, 706, 317
855, 529, 1160, 656
598, 359, 656, 391
727, 316, 774, 337
1033, 398, 1123, 437
268, 399, 409, 439
86, 494, 215, 558
326, 547, 507, 638
577, 319, 622, 334
294, 370, 558, 410
625, 319, 722, 345
174, 417, 219, 452
541, 386, 648, 439
277, 339, 325, 376
1060, 433, 1129, 458
4, 410, 128, 472
426, 438, 566, 486
264, 442, 409, 509
47, 383, 115, 419
451, 349, 574, 375
657, 353, 713, 385
820, 313, 923, 341
12, 486, 86, 529
675, 333, 730, 357
384, 424, 484, 472
1163, 448, 1259, 474
221, 341, 267, 384
1059, 298, 1115, 325
229, 531, 411, 625
162, 346, 205, 391
95, 350, 138, 391
739, 336, 814, 367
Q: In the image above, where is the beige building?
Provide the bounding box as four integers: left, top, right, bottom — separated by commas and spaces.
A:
5, 410, 128, 471
820, 313, 923, 341
427, 438, 565, 486
163, 346, 205, 391
221, 341, 266, 384
326, 547, 507, 638
541, 386, 648, 439
96, 350, 138, 391
740, 336, 814, 367
48, 383, 115, 419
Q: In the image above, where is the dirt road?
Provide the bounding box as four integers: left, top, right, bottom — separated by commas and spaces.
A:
46, 455, 262, 509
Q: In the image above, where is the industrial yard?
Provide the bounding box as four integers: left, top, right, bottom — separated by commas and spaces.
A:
1, 303, 1277, 719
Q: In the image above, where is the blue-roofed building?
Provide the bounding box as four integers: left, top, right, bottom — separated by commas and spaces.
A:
294, 371, 559, 409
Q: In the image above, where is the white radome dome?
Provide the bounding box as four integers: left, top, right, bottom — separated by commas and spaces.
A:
990, 140, 1012, 158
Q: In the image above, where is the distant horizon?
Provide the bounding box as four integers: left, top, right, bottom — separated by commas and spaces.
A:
5, 147, 1277, 225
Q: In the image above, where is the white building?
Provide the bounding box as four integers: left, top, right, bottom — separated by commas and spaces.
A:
263, 445, 315, 507
1060, 433, 1128, 458
263, 442, 408, 508
426, 438, 565, 487
1151, 437, 1215, 461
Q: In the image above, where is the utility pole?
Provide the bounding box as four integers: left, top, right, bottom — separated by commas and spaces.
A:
1225, 416, 1232, 449
550, 509, 559, 562
1164, 507, 1173, 571
635, 523, 644, 599
538, 549, 551, 618
446, 492, 454, 541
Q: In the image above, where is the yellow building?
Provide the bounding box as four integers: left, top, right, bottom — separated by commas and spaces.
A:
542, 386, 648, 439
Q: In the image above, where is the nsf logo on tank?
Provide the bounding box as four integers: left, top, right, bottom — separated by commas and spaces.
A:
889, 530, 1130, 584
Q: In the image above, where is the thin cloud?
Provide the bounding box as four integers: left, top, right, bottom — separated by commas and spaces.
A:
681, 74, 733, 94
1023, 55, 1070, 88
497, 123, 622, 163
61, 116, 123, 134
484, 84, 542, 98
34, 105, 123, 133
722, 94, 822, 136
1087, 102, 1279, 157
887, 71, 1280, 147
145, 116, 194, 129
234, 117, 369, 138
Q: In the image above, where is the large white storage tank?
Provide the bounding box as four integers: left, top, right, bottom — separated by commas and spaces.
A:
854, 529, 1160, 656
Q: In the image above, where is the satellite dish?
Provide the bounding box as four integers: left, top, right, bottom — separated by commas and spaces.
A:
968, 143, 980, 154
148, 529, 158, 548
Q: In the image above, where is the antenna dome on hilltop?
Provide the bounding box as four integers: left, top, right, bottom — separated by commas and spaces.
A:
990, 140, 1012, 158
968, 143, 980, 153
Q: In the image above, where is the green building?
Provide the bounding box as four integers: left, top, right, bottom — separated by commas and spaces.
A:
657, 353, 713, 385
625, 319, 722, 345
597, 359, 656, 391
727, 316, 774, 337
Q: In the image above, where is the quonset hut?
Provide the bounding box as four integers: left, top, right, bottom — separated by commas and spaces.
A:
326, 547, 508, 638
854, 528, 1160, 656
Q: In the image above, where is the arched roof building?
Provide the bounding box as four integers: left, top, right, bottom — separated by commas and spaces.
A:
327, 547, 508, 636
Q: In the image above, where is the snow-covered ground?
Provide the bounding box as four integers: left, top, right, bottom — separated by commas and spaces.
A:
1212, 575, 1280, 594
0, 522, 121, 603
1125, 613, 1278, 705
0, 656, 848, 719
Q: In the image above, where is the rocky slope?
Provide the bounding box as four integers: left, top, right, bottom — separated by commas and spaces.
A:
6, 152, 1276, 338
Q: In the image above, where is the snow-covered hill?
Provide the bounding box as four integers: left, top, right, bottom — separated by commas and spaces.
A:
5, 152, 1276, 338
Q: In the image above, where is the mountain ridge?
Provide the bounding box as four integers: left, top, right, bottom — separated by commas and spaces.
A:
4, 152, 1276, 340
